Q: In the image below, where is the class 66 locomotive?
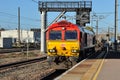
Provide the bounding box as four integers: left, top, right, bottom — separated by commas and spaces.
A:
46, 20, 96, 67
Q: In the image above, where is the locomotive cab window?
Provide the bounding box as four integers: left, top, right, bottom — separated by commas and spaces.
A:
65, 30, 77, 40
49, 30, 61, 40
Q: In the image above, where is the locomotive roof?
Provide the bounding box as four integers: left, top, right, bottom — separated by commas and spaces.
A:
48, 20, 95, 35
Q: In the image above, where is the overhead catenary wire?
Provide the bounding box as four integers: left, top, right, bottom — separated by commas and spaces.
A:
0, 11, 40, 22
0, 20, 40, 29
0, 11, 40, 29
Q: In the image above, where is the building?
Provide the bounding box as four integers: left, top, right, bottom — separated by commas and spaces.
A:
0, 29, 40, 48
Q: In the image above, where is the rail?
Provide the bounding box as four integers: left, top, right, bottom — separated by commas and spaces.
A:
0, 48, 39, 53
0, 56, 47, 71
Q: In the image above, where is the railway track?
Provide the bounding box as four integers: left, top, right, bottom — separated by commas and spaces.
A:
0, 55, 47, 73
0, 48, 39, 53
41, 50, 105, 80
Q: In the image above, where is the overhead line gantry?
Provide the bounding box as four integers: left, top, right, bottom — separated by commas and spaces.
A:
38, 1, 92, 53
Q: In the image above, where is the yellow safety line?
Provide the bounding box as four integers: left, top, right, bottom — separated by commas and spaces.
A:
92, 58, 105, 80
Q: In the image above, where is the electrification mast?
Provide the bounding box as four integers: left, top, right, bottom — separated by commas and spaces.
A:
114, 0, 118, 51
18, 7, 21, 45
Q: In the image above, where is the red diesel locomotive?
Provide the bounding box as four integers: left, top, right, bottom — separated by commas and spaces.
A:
46, 20, 95, 65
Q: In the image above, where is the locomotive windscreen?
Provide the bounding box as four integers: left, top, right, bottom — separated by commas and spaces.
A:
65, 30, 77, 40
49, 30, 61, 40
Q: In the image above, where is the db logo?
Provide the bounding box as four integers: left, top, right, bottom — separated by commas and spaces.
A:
61, 44, 66, 47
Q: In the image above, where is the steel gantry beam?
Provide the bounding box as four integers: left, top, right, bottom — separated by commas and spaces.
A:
39, 1, 92, 12
38, 1, 92, 54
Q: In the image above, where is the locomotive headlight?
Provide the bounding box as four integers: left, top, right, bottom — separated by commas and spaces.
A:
71, 49, 79, 53
49, 49, 56, 53
62, 27, 66, 30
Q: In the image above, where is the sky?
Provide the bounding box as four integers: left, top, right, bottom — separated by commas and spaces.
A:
0, 0, 119, 34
